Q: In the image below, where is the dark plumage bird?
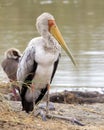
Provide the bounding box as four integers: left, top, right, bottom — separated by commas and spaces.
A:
1, 48, 21, 100
17, 12, 76, 113
1, 48, 21, 81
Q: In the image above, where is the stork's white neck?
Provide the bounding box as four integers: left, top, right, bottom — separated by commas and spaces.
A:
42, 34, 61, 53
36, 12, 61, 53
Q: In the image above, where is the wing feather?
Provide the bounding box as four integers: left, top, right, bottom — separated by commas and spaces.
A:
17, 46, 37, 84
17, 46, 37, 113
50, 54, 61, 83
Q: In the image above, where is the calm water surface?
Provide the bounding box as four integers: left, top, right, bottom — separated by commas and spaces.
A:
0, 0, 104, 92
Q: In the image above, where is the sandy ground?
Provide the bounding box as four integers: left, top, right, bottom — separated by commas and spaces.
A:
0, 83, 104, 130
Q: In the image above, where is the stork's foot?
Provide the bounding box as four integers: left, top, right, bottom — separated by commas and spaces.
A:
35, 103, 84, 126
38, 102, 55, 111
70, 118, 85, 126
47, 114, 85, 126
34, 102, 55, 121
34, 109, 47, 121
35, 110, 84, 126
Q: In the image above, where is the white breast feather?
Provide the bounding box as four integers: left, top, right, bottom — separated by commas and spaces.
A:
17, 37, 60, 89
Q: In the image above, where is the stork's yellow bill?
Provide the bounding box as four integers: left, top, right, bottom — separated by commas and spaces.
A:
48, 20, 76, 66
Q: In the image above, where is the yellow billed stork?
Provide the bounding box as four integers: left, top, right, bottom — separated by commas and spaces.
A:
17, 12, 76, 113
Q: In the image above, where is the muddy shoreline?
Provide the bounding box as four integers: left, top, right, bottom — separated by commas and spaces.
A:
0, 83, 104, 130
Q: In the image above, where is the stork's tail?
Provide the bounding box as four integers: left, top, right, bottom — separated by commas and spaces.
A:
21, 98, 34, 113
20, 85, 34, 113
20, 85, 48, 113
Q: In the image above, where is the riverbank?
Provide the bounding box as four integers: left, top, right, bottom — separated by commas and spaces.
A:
0, 83, 104, 130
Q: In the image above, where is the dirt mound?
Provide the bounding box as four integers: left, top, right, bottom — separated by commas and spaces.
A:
49, 90, 104, 104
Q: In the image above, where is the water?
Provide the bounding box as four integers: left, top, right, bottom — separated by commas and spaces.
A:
0, 0, 104, 92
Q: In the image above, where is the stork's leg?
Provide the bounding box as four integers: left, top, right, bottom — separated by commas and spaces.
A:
34, 84, 54, 121
31, 83, 35, 110
32, 84, 46, 121
46, 84, 50, 115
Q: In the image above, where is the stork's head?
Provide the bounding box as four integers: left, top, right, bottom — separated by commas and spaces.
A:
36, 12, 76, 66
